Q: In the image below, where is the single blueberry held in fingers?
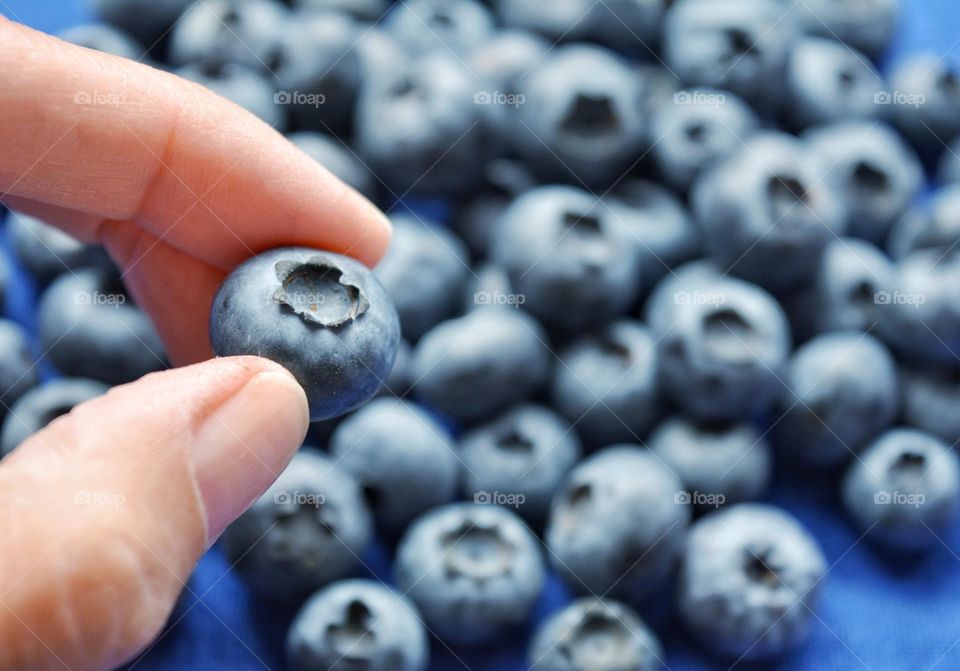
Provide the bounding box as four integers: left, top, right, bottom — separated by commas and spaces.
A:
528, 598, 666, 671
0, 378, 109, 456
545, 446, 689, 604
842, 428, 960, 552
901, 366, 960, 446
287, 579, 428, 671
678, 503, 827, 660
209, 248, 400, 421
223, 449, 373, 601
0, 320, 39, 426
394, 502, 546, 645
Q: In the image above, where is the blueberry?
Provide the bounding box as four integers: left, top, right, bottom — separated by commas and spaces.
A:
642, 259, 721, 334
329, 398, 459, 537
651, 272, 791, 420
493, 0, 596, 43
789, 0, 898, 58
354, 54, 486, 195
178, 62, 287, 130
376, 338, 412, 397
373, 215, 469, 341
692, 132, 845, 291
410, 308, 551, 423
588, 0, 668, 54
1, 378, 109, 456
649, 417, 772, 509
890, 54, 960, 156
550, 320, 660, 449
545, 446, 689, 604
287, 131, 376, 201
287, 579, 428, 671
492, 185, 641, 332
6, 211, 110, 286
804, 121, 923, 245
902, 367, 960, 446
460, 404, 582, 528
603, 179, 701, 292
463, 263, 515, 313
223, 449, 373, 601
0, 320, 38, 424
293, 0, 388, 21
169, 0, 289, 71
648, 87, 759, 192
775, 331, 899, 469
59, 23, 144, 60
842, 428, 960, 552
386, 0, 495, 55
887, 184, 960, 260
394, 502, 545, 644
273, 10, 363, 133
38, 267, 167, 385
0, 253, 8, 310
528, 598, 665, 671
936, 136, 960, 185
511, 45, 646, 187
663, 0, 796, 105
210, 248, 399, 421
89, 0, 192, 47
782, 37, 883, 130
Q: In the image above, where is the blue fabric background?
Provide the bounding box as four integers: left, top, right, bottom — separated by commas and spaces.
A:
1, 1, 960, 669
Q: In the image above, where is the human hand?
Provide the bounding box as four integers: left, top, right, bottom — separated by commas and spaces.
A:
0, 17, 390, 671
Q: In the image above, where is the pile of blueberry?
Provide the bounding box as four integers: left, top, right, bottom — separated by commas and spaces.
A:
5, 0, 960, 669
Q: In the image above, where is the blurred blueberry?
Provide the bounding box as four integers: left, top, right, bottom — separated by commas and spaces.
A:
0, 320, 38, 425
386, 0, 495, 55
789, 0, 898, 58
377, 338, 412, 397
293, 0, 388, 20
890, 54, 960, 156
6, 211, 110, 286
1, 378, 109, 456
887, 184, 960, 260
59, 23, 144, 60
463, 263, 514, 313
178, 62, 287, 130
89, 0, 192, 47
936, 136, 960, 184
287, 131, 376, 200
901, 366, 960, 446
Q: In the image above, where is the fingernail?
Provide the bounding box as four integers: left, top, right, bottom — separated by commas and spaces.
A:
191, 369, 309, 542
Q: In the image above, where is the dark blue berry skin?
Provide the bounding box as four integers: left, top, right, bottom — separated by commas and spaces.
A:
59, 23, 143, 60
887, 184, 960, 260
410, 308, 551, 423
782, 38, 883, 130
528, 598, 666, 671
776, 332, 899, 469
678, 504, 826, 661
329, 398, 459, 537
287, 131, 376, 201
663, 0, 796, 105
0, 320, 38, 426
550, 320, 660, 449
804, 121, 923, 245
386, 0, 494, 55
649, 417, 772, 509
178, 63, 287, 131
890, 54, 960, 156
492, 185, 641, 332
493, 0, 596, 44
38, 267, 167, 386
209, 248, 400, 421
692, 132, 845, 292
790, 0, 898, 58
460, 404, 582, 528
936, 137, 960, 185
377, 338, 411, 397
902, 367, 960, 446
6, 211, 110, 286
843, 428, 960, 552
287, 579, 428, 671
223, 449, 373, 602
545, 446, 689, 605
89, 0, 191, 47
0, 378, 109, 456
169, 0, 289, 71
354, 54, 486, 195
373, 216, 469, 342
648, 88, 759, 193
293, 0, 388, 21
511, 45, 646, 187
394, 502, 545, 645
651, 272, 792, 421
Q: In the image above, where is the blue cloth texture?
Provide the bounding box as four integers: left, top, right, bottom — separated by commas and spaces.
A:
1, 1, 959, 669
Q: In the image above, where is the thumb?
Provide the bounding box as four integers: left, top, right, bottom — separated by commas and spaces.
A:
0, 356, 309, 671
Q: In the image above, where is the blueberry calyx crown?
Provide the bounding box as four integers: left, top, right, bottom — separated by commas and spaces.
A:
273, 257, 370, 327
